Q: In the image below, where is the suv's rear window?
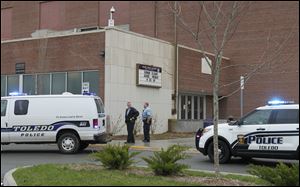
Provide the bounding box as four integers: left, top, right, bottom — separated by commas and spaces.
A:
94, 99, 104, 114
14, 100, 29, 115
273, 109, 299, 124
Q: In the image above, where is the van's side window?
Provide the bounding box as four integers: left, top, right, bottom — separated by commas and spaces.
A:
1, 100, 7, 117
14, 100, 29, 115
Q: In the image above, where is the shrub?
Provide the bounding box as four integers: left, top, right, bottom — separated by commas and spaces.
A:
248, 162, 299, 186
142, 145, 190, 176
90, 144, 140, 170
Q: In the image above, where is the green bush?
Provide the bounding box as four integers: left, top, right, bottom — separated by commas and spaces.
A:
142, 145, 190, 176
248, 162, 299, 186
90, 144, 140, 170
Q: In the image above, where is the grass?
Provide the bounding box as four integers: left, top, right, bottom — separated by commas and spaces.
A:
13, 164, 269, 186
13, 164, 198, 186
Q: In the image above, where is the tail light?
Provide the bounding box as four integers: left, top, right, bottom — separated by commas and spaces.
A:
93, 119, 99, 129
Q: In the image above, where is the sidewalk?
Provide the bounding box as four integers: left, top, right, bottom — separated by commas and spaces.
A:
91, 137, 198, 153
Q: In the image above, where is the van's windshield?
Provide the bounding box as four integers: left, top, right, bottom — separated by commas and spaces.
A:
94, 99, 105, 115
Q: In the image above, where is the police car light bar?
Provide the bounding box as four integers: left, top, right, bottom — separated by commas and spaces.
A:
9, 92, 27, 96
267, 100, 295, 105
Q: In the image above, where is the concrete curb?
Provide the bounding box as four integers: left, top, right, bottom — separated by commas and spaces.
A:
3, 168, 18, 186
90, 144, 199, 154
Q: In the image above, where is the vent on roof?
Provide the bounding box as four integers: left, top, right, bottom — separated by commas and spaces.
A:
75, 26, 100, 32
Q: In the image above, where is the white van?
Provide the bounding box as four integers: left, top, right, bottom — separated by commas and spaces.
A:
1, 92, 111, 154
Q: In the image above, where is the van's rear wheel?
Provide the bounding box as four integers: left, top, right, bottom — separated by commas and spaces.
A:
58, 133, 80, 154
207, 140, 231, 164
79, 142, 89, 151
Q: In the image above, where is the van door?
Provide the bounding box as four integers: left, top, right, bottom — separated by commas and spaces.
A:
1, 99, 9, 143
9, 99, 31, 142
94, 98, 106, 133
230, 109, 273, 155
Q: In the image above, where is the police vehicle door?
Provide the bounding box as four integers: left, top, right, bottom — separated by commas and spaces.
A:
1, 99, 9, 142
231, 109, 273, 153
9, 99, 35, 142
266, 109, 299, 152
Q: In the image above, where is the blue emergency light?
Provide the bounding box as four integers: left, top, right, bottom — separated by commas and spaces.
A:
267, 100, 295, 105
9, 92, 27, 96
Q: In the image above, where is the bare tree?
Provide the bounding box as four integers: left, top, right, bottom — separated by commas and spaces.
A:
109, 114, 126, 136
170, 1, 297, 176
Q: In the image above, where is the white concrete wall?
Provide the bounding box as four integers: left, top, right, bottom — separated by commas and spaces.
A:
105, 28, 175, 135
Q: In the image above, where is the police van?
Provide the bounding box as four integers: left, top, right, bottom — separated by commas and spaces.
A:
1, 92, 111, 154
195, 101, 299, 163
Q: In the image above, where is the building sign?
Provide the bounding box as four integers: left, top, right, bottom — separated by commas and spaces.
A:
136, 64, 162, 88
82, 82, 90, 93
15, 63, 25, 74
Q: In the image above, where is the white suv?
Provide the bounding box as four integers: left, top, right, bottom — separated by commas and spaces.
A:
195, 101, 299, 163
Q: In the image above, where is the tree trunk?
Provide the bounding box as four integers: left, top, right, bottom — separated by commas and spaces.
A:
213, 56, 221, 176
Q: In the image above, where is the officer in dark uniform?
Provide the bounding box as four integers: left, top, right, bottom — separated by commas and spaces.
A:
125, 102, 139, 144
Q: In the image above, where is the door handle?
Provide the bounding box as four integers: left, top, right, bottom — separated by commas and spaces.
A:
256, 128, 265, 131
297, 128, 299, 130
5, 122, 8, 127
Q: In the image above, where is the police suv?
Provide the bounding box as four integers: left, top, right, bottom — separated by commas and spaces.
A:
1, 92, 111, 154
195, 101, 299, 163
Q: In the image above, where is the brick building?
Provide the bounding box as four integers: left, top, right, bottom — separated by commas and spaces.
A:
1, 1, 299, 134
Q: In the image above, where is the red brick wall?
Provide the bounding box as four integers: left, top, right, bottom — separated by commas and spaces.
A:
178, 46, 232, 119
1, 7, 12, 40
1, 32, 106, 99
163, 1, 299, 118
130, 1, 155, 37
1, 1, 299, 118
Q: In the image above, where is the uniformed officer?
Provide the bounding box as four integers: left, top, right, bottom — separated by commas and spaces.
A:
142, 102, 152, 143
125, 101, 139, 144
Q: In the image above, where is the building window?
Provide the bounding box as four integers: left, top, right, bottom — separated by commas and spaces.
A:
179, 95, 205, 120
1, 8, 12, 40
1, 75, 7, 97
51, 72, 66, 94
67, 72, 82, 94
83, 71, 99, 96
187, 96, 192, 119
180, 95, 186, 119
7, 75, 19, 94
23, 75, 36, 95
2, 70, 100, 96
40, 1, 63, 30
37, 74, 50, 94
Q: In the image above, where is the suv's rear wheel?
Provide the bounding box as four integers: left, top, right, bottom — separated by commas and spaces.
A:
207, 140, 231, 164
57, 133, 80, 154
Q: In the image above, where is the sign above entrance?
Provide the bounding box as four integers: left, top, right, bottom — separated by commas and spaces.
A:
136, 64, 162, 88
